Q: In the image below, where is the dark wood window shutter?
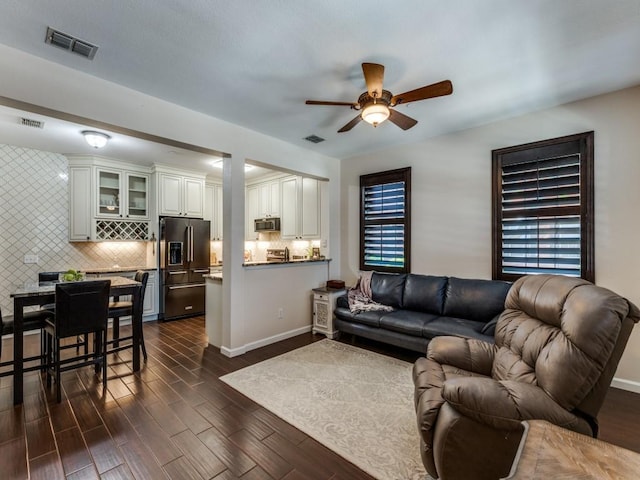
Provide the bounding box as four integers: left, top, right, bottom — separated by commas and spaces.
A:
492, 132, 594, 282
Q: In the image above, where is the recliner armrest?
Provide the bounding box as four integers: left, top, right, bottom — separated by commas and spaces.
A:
442, 377, 591, 434
427, 336, 495, 376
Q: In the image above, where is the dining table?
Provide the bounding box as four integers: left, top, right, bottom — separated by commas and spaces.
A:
9, 275, 142, 405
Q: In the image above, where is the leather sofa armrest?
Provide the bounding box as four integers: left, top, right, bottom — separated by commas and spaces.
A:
427, 336, 495, 376
442, 377, 591, 434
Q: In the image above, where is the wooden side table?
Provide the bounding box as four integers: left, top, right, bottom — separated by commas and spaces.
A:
503, 420, 640, 479
312, 287, 345, 339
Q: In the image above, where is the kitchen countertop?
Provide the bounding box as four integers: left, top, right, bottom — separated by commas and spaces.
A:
243, 258, 330, 267
83, 266, 155, 274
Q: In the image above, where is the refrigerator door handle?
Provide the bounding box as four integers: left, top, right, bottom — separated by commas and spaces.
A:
168, 283, 206, 290
189, 225, 194, 262
193, 269, 210, 273
169, 270, 188, 275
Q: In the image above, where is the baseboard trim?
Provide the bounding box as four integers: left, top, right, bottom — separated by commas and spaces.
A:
220, 325, 313, 358
611, 377, 640, 394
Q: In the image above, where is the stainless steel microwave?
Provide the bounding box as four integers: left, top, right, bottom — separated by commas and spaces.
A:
254, 217, 280, 232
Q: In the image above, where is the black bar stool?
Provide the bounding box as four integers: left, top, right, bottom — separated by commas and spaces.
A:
107, 270, 148, 361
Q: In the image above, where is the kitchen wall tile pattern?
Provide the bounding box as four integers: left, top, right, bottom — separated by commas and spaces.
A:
1, 144, 148, 315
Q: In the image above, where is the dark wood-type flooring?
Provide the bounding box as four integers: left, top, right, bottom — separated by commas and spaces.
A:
0, 317, 638, 479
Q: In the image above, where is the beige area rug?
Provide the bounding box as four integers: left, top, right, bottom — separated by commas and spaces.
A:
220, 339, 429, 480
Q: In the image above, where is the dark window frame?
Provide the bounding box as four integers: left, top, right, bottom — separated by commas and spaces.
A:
360, 167, 411, 273
492, 131, 594, 282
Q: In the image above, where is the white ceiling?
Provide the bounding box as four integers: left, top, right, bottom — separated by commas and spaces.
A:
0, 0, 639, 164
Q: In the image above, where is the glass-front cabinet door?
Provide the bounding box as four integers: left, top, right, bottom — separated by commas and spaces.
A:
97, 168, 122, 217
126, 173, 149, 219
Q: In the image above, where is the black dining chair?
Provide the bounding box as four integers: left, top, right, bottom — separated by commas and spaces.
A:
0, 306, 53, 377
39, 271, 88, 354
44, 280, 111, 402
107, 270, 148, 361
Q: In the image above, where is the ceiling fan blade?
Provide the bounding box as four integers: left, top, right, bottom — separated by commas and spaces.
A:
306, 100, 358, 107
362, 63, 385, 99
388, 109, 418, 130
391, 80, 453, 106
338, 114, 363, 133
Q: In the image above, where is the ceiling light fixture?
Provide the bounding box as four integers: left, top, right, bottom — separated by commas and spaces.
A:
361, 102, 390, 127
82, 130, 110, 148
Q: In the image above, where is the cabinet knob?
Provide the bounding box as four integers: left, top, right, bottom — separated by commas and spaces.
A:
86, 236, 90, 240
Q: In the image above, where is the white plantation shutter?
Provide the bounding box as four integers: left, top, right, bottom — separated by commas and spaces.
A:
360, 168, 411, 273
493, 132, 594, 282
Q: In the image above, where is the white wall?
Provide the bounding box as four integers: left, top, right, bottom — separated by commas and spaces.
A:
0, 44, 341, 354
341, 85, 640, 390
0, 145, 150, 316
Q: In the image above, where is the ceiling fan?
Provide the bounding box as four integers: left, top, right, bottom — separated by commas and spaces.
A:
306, 63, 453, 132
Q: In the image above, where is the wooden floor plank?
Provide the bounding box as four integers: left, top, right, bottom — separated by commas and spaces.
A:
25, 416, 57, 459
83, 425, 124, 475
197, 427, 256, 477
228, 428, 294, 479
162, 455, 206, 480
170, 429, 227, 479
99, 463, 135, 480
29, 450, 65, 480
0, 316, 638, 480
55, 426, 94, 476
0, 436, 28, 480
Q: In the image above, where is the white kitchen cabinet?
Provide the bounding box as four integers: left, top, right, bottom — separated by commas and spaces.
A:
68, 156, 151, 241
69, 166, 93, 241
205, 182, 224, 241
258, 179, 280, 217
245, 184, 261, 240
96, 168, 149, 219
156, 168, 205, 218
246, 178, 280, 240
281, 176, 320, 240
143, 270, 158, 318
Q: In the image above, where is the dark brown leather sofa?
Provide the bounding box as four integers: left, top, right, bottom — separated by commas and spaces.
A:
413, 274, 640, 480
334, 273, 512, 353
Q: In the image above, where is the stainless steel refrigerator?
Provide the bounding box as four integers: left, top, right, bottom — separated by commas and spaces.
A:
159, 217, 210, 321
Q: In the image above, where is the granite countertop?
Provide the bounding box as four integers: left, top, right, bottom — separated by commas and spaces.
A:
204, 272, 223, 281
243, 258, 330, 267
83, 266, 155, 274
11, 275, 141, 298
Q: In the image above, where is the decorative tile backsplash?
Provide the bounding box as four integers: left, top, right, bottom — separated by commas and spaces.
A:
0, 144, 149, 315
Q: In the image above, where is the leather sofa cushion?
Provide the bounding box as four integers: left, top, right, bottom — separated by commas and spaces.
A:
371, 273, 406, 309
333, 306, 387, 328
402, 274, 448, 314
379, 310, 439, 336
422, 316, 486, 340
443, 277, 511, 323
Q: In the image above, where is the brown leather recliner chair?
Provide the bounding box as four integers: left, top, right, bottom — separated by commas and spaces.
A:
413, 274, 640, 480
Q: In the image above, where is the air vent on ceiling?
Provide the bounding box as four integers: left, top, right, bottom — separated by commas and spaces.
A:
45, 26, 99, 60
20, 117, 45, 129
304, 134, 325, 144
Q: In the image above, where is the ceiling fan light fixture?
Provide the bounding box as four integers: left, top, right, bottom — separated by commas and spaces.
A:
361, 103, 390, 127
82, 130, 110, 148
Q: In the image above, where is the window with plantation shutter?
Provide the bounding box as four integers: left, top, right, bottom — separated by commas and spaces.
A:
492, 132, 594, 282
360, 167, 411, 273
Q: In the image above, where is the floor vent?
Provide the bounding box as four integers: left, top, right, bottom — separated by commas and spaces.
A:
304, 134, 325, 144
45, 27, 99, 60
20, 117, 45, 129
